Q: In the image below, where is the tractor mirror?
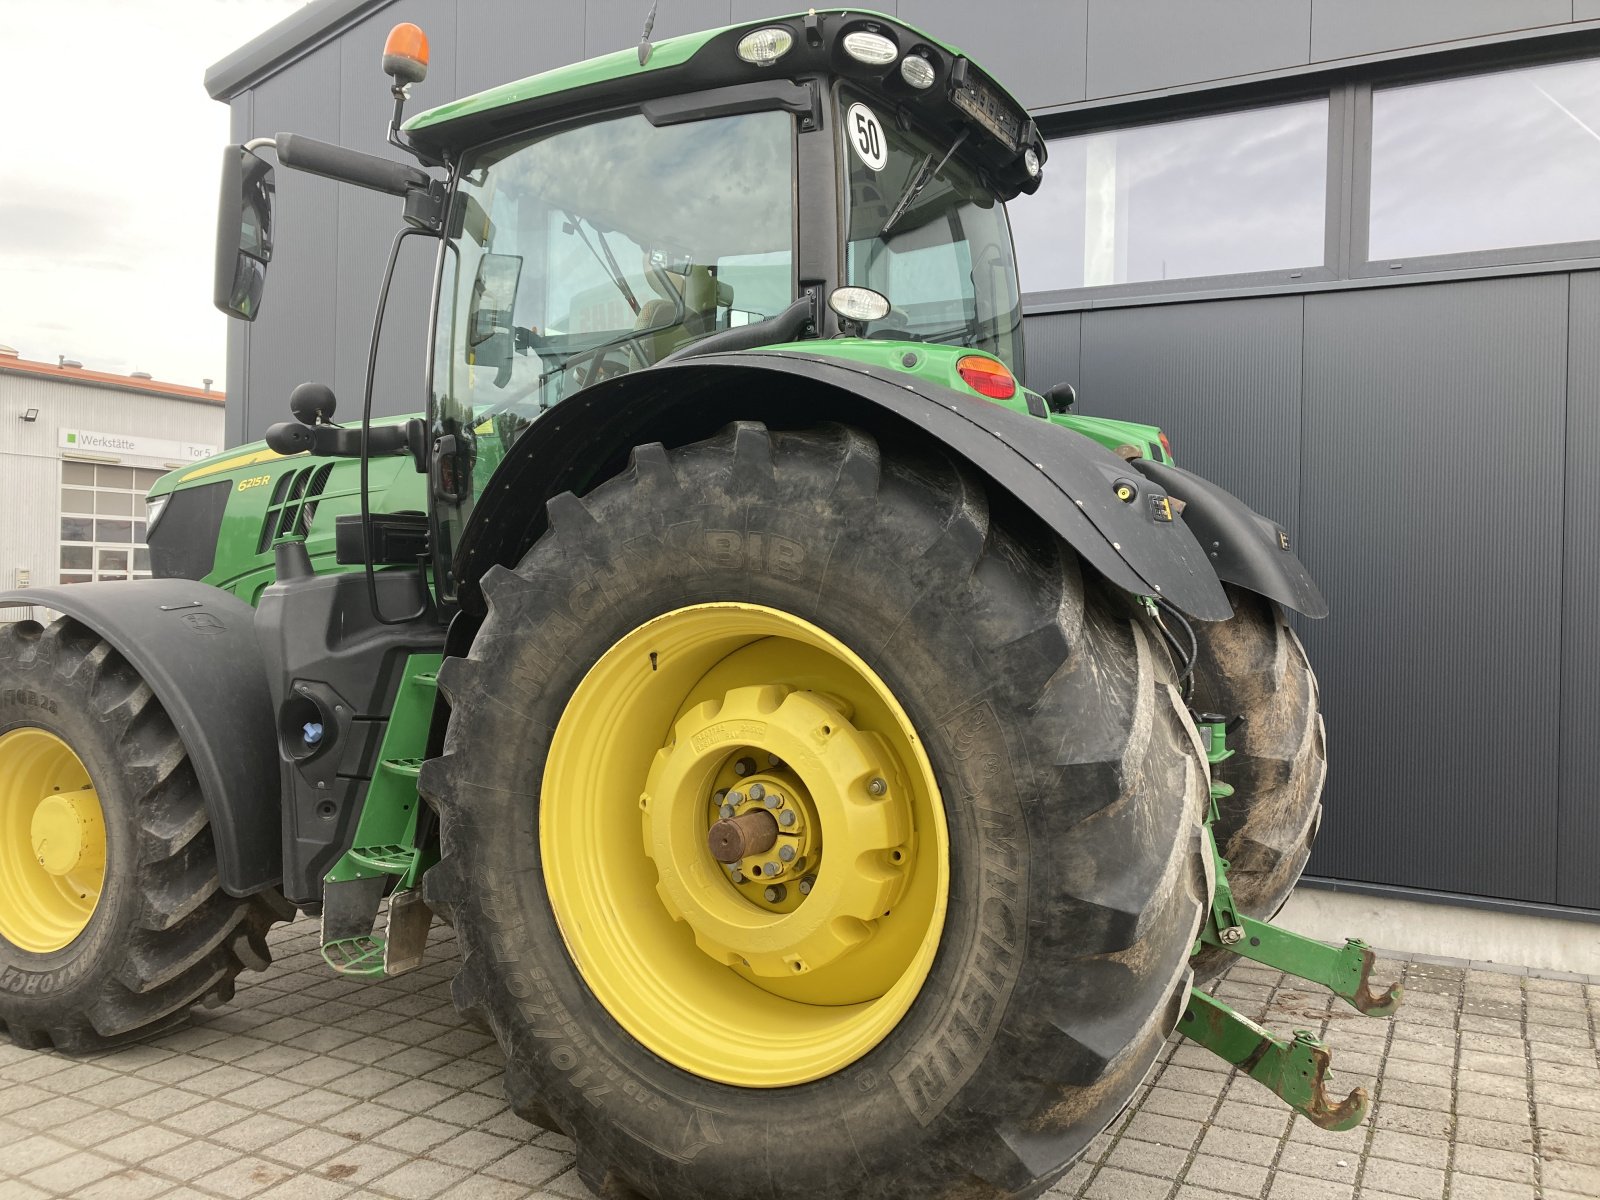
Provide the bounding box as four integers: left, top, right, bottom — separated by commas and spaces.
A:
467, 252, 522, 347
214, 146, 275, 321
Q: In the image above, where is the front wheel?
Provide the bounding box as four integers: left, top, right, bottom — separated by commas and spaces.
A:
0, 618, 286, 1050
422, 423, 1211, 1199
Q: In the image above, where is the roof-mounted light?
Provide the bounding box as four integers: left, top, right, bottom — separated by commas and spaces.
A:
900, 55, 935, 89
828, 286, 891, 323
382, 22, 429, 86
1023, 147, 1041, 177
843, 31, 898, 66
737, 27, 794, 66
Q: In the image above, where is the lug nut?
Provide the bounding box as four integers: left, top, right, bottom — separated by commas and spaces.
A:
779, 809, 797, 828
714, 788, 728, 802
762, 861, 780, 878
726, 790, 744, 806
764, 792, 783, 810
868, 777, 888, 797
719, 803, 735, 819
798, 875, 816, 895
748, 783, 765, 801
768, 753, 783, 768
779, 844, 796, 863
763, 883, 788, 903
727, 866, 743, 882
734, 757, 756, 777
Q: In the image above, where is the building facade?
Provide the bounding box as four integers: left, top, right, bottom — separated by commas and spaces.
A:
0, 351, 224, 622
205, 1, 1600, 919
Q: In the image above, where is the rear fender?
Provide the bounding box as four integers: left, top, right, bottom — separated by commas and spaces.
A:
0, 581, 281, 895
1131, 459, 1327, 618
452, 351, 1235, 621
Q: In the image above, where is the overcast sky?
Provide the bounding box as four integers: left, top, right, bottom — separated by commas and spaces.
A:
0, 0, 304, 390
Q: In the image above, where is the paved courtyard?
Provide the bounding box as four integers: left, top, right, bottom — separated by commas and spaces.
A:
1, 917, 1597, 1200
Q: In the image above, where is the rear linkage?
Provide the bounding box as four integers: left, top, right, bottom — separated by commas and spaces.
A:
1180, 717, 1403, 1131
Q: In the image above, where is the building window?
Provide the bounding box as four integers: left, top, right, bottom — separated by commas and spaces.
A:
1370, 57, 1600, 261
59, 463, 164, 584
1010, 98, 1329, 293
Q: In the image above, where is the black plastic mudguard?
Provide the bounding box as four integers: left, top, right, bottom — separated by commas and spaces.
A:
1131, 459, 1328, 618
0, 581, 281, 895
452, 350, 1236, 621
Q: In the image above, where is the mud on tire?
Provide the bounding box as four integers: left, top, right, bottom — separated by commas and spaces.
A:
0, 618, 288, 1051
1188, 585, 1326, 983
421, 423, 1212, 1200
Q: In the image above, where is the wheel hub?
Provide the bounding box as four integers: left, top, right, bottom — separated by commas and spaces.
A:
542, 602, 949, 1086
643, 683, 912, 978
31, 792, 100, 876
0, 727, 107, 953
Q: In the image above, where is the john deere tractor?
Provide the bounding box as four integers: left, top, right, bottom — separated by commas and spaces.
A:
0, 12, 1401, 1198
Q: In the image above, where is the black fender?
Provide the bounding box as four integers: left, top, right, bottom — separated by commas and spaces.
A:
1131, 459, 1327, 618
453, 350, 1236, 621
0, 581, 281, 896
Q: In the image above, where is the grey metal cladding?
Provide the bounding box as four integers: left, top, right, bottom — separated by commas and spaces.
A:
205, 0, 396, 99
456, 0, 584, 98
244, 44, 343, 444
1299, 276, 1566, 901
334, 0, 458, 418
1084, 0, 1312, 100
585, 0, 732, 58
1579, 0, 1600, 20
897, 0, 1087, 110
1076, 297, 1304, 537
1022, 312, 1081, 395
1309, 0, 1573, 62
1559, 273, 1600, 910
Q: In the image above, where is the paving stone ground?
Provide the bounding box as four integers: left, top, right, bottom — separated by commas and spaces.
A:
2, 917, 1597, 1200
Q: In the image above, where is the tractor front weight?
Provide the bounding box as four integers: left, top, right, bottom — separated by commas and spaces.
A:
1178, 719, 1404, 1130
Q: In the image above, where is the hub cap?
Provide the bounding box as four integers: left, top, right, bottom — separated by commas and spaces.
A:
542, 604, 949, 1086
0, 728, 106, 952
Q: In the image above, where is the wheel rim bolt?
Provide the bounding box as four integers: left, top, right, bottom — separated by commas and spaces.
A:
726, 791, 744, 805
714, 789, 729, 802
778, 844, 796, 863
763, 883, 787, 903
762, 861, 780, 877
727, 867, 743, 882
867, 777, 888, 797
768, 753, 783, 768
719, 803, 736, 819
748, 783, 766, 801
764, 792, 784, 810
734, 757, 756, 777
778, 809, 797, 828
798, 875, 815, 895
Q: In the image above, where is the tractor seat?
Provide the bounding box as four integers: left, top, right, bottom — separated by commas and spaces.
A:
634, 264, 732, 363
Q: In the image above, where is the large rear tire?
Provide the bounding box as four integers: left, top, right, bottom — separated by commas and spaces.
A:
1188, 586, 1326, 982
0, 617, 287, 1051
422, 423, 1210, 1200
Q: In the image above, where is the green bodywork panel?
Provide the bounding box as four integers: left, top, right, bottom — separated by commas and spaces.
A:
146, 417, 427, 605
765, 339, 1174, 461
405, 9, 980, 136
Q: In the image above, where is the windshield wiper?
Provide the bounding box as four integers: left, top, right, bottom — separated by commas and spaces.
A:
565, 211, 641, 316
879, 128, 969, 238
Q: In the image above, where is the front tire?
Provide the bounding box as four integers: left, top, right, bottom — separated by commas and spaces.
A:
0, 617, 286, 1051
423, 423, 1211, 1200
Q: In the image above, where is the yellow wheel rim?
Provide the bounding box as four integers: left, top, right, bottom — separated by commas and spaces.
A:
0, 728, 107, 953
543, 604, 949, 1087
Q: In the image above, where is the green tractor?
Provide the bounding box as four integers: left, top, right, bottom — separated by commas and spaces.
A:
0, 11, 1400, 1197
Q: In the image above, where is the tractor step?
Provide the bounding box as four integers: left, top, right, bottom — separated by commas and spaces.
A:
322, 934, 387, 976
318, 886, 433, 977
1180, 990, 1369, 1131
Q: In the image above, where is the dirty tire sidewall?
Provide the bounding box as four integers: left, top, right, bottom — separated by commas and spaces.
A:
423, 424, 1210, 1200
1188, 585, 1326, 983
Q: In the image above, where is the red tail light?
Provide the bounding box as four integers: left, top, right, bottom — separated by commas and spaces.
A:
956, 355, 1016, 400
1159, 431, 1173, 460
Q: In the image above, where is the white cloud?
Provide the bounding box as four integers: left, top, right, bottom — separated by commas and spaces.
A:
0, 0, 304, 387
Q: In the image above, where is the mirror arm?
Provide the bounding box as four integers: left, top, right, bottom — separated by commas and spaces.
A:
264, 422, 411, 458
